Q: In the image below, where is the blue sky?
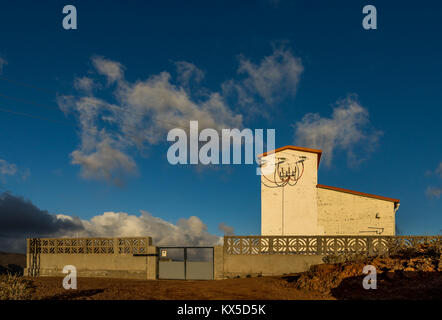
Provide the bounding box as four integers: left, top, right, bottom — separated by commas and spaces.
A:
0, 0, 441, 248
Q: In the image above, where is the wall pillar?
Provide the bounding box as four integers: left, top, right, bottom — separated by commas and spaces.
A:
214, 245, 224, 280
146, 246, 158, 280
113, 237, 119, 254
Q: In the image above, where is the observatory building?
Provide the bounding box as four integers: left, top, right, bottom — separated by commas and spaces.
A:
260, 146, 400, 236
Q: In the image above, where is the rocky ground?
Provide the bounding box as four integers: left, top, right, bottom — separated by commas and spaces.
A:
284, 243, 442, 299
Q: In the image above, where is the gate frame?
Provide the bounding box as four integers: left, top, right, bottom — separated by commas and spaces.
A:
158, 246, 214, 280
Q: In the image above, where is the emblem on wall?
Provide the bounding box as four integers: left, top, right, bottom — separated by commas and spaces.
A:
261, 156, 307, 188
359, 227, 384, 235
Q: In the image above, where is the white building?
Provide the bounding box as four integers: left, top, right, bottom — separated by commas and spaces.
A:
260, 146, 400, 236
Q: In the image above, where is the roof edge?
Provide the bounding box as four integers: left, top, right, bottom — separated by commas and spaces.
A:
258, 145, 322, 167
317, 184, 400, 204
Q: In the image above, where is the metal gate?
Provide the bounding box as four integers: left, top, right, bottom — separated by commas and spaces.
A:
158, 247, 214, 280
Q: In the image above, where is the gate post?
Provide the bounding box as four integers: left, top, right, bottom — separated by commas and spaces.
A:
146, 246, 158, 280
184, 248, 188, 280
214, 245, 224, 280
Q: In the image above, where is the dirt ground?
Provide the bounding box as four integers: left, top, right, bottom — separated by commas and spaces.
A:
24, 272, 441, 300
25, 276, 332, 300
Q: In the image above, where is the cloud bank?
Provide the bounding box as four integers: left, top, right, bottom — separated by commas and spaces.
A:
0, 192, 223, 253
0, 192, 83, 252
65, 211, 221, 247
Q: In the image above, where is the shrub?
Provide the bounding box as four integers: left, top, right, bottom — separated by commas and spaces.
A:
0, 274, 33, 300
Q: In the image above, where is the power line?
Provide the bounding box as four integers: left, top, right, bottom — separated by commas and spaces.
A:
0, 104, 185, 145
0, 76, 54, 94
0, 76, 201, 130
0, 75, 259, 148
0, 93, 59, 111
0, 91, 192, 132
0, 89, 191, 130
0, 106, 77, 127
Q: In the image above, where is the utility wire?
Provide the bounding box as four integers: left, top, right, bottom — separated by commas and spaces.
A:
0, 93, 60, 111
0, 76, 54, 94
0, 90, 191, 131
0, 76, 204, 131
0, 104, 166, 144
0, 106, 77, 127
0, 101, 205, 147
0, 76, 257, 149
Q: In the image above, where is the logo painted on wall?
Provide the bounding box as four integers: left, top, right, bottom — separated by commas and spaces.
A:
261, 156, 307, 188
359, 227, 384, 235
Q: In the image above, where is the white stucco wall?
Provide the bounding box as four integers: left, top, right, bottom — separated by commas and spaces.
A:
260, 147, 398, 236
261, 148, 324, 235
317, 187, 396, 235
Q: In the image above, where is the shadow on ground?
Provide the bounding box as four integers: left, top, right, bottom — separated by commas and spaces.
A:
331, 271, 442, 300
43, 289, 106, 300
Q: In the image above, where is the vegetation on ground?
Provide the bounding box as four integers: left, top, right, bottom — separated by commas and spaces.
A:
0, 274, 34, 300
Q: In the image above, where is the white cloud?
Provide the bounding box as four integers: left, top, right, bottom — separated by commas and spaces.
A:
0, 57, 7, 74
58, 48, 305, 184
118, 71, 243, 145
435, 162, 442, 179
0, 159, 17, 176
294, 96, 382, 166
0, 159, 30, 183
224, 46, 303, 108
57, 95, 138, 185
426, 187, 442, 199
74, 76, 96, 92
58, 56, 243, 185
175, 61, 205, 87
218, 222, 234, 236
92, 56, 125, 83
426, 162, 442, 199
71, 139, 137, 186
